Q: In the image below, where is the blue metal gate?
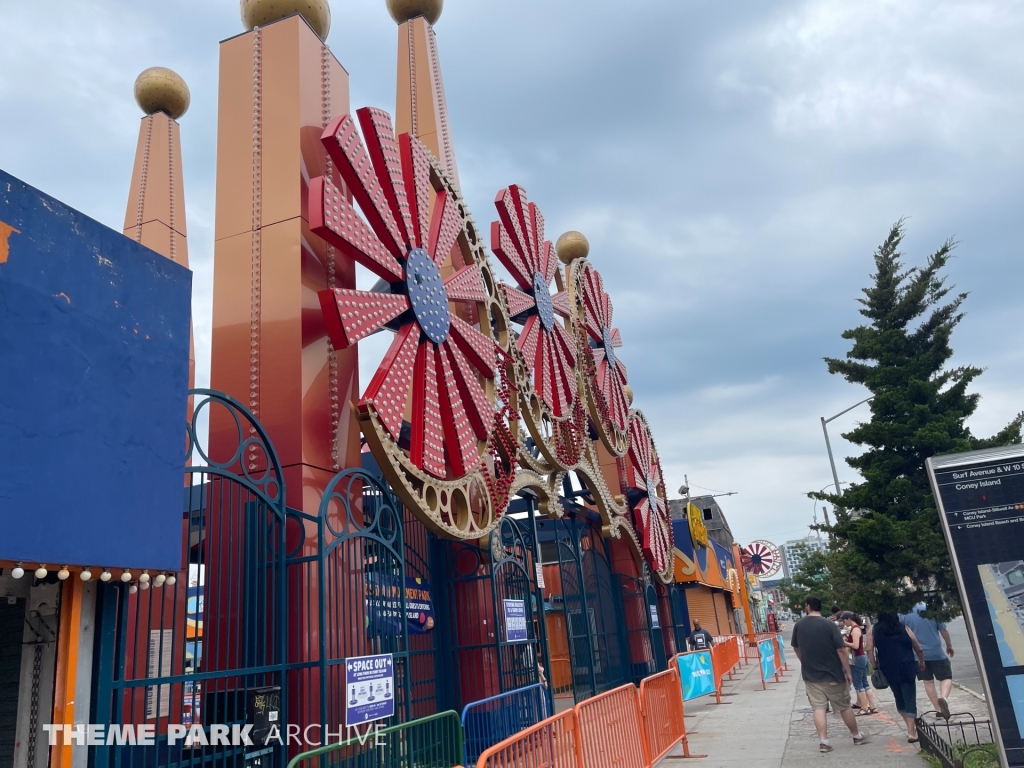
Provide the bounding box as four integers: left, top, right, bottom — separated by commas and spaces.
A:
548, 515, 630, 703
92, 390, 290, 768
440, 516, 542, 709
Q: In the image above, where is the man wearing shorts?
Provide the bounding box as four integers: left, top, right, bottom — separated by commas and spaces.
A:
901, 603, 955, 718
792, 597, 871, 752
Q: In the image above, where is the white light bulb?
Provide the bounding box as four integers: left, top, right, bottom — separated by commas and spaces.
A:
57, 567, 70, 581
35, 566, 48, 579
80, 569, 92, 581
121, 571, 132, 582
129, 584, 138, 594
100, 570, 112, 582
154, 574, 166, 586
139, 580, 150, 590
11, 565, 24, 579
165, 575, 177, 586
139, 571, 150, 584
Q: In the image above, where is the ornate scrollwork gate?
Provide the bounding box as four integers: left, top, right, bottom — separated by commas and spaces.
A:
441, 516, 542, 709
93, 390, 290, 768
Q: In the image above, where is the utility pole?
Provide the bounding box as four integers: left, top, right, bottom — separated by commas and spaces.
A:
820, 396, 874, 499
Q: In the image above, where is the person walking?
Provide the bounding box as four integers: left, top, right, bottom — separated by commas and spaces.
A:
792, 597, 872, 753
690, 620, 715, 650
866, 612, 927, 743
841, 612, 878, 715
900, 603, 955, 719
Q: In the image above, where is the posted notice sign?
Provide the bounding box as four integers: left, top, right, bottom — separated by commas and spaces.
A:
927, 445, 1024, 767
649, 604, 661, 629
504, 599, 528, 642
344, 654, 394, 725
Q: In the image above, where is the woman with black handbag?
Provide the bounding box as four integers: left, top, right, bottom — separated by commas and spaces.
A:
865, 612, 927, 743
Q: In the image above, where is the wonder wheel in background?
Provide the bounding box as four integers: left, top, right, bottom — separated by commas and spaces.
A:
570, 260, 630, 455
310, 106, 509, 539
741, 540, 782, 578
623, 412, 674, 582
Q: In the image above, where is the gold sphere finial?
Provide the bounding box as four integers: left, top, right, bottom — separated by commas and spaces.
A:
623, 385, 634, 406
240, 0, 332, 41
134, 68, 190, 120
386, 0, 443, 25
556, 231, 589, 264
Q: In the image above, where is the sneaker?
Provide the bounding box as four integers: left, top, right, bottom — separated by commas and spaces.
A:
820, 743, 834, 753
853, 731, 872, 746
937, 697, 950, 720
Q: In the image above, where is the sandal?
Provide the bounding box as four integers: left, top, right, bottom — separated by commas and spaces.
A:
908, 736, 919, 744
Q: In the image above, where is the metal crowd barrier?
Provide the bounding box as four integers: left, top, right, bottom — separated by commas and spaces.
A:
286, 710, 463, 768
574, 684, 649, 768
711, 636, 741, 693
461, 683, 548, 767
638, 667, 705, 761
473, 710, 580, 768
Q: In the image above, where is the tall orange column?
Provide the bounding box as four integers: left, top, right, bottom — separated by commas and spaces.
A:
124, 68, 195, 396
394, 14, 460, 191
209, 14, 359, 513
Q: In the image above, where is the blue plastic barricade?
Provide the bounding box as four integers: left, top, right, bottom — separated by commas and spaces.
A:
461, 682, 549, 766
759, 639, 778, 687
676, 651, 716, 702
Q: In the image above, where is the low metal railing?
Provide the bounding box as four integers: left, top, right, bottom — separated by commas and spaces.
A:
915, 711, 997, 768
286, 710, 463, 768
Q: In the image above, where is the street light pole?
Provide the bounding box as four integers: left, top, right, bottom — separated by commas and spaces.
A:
820, 396, 874, 499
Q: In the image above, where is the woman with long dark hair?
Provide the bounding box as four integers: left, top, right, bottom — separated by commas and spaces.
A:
866, 612, 927, 743
841, 612, 878, 715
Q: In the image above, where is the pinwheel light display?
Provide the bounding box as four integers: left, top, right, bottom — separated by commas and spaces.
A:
741, 540, 782, 578
310, 106, 506, 537
491, 186, 576, 419
623, 412, 673, 580
572, 261, 630, 454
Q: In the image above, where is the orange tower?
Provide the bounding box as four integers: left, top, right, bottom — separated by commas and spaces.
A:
209, 3, 359, 510
124, 67, 195, 394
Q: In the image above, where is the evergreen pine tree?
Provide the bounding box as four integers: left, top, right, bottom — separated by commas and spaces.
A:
821, 220, 1022, 617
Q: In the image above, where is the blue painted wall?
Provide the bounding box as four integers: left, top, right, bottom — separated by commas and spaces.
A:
0, 169, 191, 571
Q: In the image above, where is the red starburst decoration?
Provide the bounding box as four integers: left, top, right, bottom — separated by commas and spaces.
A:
741, 541, 782, 578
624, 416, 673, 575
577, 263, 629, 433
310, 107, 496, 480
490, 186, 577, 417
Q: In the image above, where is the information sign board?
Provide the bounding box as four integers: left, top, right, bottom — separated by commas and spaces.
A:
649, 604, 661, 629
503, 599, 528, 642
927, 445, 1024, 767
344, 654, 394, 725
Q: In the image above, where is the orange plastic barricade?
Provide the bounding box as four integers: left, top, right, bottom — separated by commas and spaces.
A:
550, 657, 573, 698
638, 667, 706, 761
575, 684, 648, 768
475, 710, 580, 768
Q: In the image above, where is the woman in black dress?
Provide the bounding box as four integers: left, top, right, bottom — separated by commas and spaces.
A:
865, 612, 927, 743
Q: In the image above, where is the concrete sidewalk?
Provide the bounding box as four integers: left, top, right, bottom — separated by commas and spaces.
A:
655, 638, 989, 767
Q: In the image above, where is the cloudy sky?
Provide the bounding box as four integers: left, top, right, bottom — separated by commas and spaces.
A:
2, 0, 1022, 547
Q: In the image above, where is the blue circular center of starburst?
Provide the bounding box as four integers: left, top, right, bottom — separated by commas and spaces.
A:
405, 248, 450, 344
533, 271, 555, 332
646, 476, 658, 509
602, 326, 617, 369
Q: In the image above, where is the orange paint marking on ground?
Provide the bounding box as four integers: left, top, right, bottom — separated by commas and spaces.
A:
0, 220, 21, 263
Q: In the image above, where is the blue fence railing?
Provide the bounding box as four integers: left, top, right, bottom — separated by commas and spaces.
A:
460, 683, 549, 766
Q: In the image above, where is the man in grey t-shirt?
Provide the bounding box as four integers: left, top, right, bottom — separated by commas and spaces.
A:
901, 603, 955, 718
792, 597, 871, 752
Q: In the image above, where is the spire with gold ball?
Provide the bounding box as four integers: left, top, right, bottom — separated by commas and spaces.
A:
124, 67, 196, 445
